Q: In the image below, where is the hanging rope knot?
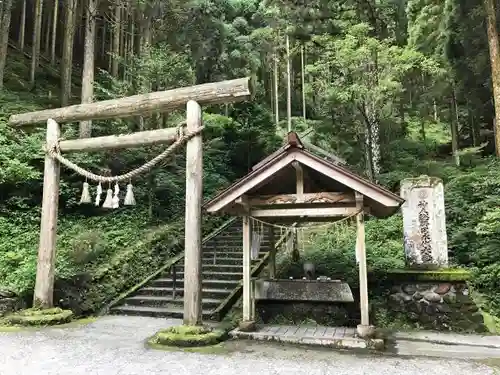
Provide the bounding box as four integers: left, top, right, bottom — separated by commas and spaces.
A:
176, 121, 186, 140
44, 120, 205, 184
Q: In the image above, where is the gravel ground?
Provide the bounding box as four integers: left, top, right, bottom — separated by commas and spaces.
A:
0, 316, 497, 375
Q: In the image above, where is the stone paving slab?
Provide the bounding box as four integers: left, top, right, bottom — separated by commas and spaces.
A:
394, 331, 500, 348
230, 324, 383, 350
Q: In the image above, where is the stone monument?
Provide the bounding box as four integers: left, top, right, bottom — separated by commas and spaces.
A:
400, 175, 448, 268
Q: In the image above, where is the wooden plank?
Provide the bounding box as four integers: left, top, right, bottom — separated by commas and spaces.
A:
59, 127, 178, 153
356, 192, 370, 327
9, 77, 253, 126
242, 215, 251, 321
183, 101, 203, 326
264, 325, 280, 334
323, 327, 336, 337
33, 119, 60, 308
345, 327, 356, 338
314, 326, 327, 337
248, 192, 354, 206
250, 206, 358, 218
276, 326, 290, 335
295, 326, 309, 337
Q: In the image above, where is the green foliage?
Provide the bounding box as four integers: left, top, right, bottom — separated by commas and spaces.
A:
278, 215, 405, 285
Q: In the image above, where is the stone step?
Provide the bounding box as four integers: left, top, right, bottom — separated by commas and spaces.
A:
202, 251, 248, 259
124, 295, 222, 310
166, 271, 242, 280
202, 264, 243, 272
166, 264, 243, 274
201, 255, 265, 265
110, 305, 213, 319
137, 287, 231, 298
203, 241, 271, 248
151, 278, 239, 289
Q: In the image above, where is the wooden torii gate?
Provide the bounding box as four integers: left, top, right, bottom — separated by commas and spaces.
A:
8, 77, 253, 326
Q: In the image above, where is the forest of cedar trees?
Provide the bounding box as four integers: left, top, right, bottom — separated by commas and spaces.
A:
1, 0, 500, 327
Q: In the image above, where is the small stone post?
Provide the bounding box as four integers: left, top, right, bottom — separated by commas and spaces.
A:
400, 175, 448, 269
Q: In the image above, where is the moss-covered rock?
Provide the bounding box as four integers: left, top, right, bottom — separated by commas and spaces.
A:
4, 307, 73, 326
147, 325, 227, 348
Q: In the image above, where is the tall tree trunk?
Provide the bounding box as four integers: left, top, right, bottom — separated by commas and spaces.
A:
367, 100, 381, 177
286, 34, 292, 132
30, 0, 44, 86
484, 0, 500, 157
138, 9, 152, 130
0, 0, 13, 90
301, 44, 306, 120
44, 0, 52, 54
51, 0, 59, 64
61, 0, 77, 106
79, 0, 98, 138
111, 0, 121, 77
19, 0, 26, 51
273, 50, 279, 127
450, 87, 460, 166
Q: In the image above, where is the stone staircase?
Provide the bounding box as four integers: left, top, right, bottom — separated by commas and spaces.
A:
110, 218, 273, 320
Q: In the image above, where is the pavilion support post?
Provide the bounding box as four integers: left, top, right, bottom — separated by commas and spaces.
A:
355, 191, 374, 338
239, 215, 256, 331
183, 100, 203, 326
268, 225, 276, 279
33, 119, 61, 308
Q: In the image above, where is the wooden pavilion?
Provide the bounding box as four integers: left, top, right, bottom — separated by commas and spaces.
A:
204, 132, 404, 337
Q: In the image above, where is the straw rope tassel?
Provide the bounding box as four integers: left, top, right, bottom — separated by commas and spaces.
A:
79, 181, 91, 204
112, 183, 120, 209
94, 183, 102, 206
124, 182, 136, 206
102, 185, 113, 208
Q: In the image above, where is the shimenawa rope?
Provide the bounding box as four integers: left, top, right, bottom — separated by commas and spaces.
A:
47, 122, 204, 183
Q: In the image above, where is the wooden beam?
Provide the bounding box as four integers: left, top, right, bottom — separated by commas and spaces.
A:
9, 77, 253, 126
33, 119, 60, 308
248, 192, 355, 206
183, 100, 203, 326
58, 127, 178, 153
235, 195, 250, 212
355, 192, 370, 329
251, 206, 357, 218
242, 215, 252, 321
292, 161, 304, 201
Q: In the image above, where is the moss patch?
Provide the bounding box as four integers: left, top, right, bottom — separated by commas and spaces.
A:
147, 325, 227, 348
4, 307, 73, 327
382, 268, 471, 282
0, 315, 97, 332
